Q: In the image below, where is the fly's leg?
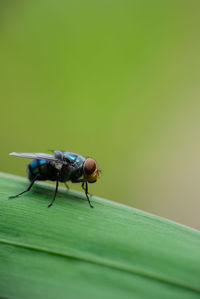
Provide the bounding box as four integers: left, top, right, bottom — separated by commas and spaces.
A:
72, 179, 94, 208
64, 182, 70, 190
81, 182, 92, 197
9, 174, 39, 199
85, 182, 94, 208
48, 173, 60, 208
81, 182, 85, 191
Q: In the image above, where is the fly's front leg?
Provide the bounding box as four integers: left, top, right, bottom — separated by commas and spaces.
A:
81, 182, 85, 192
9, 174, 39, 199
81, 182, 92, 197
85, 182, 94, 208
72, 179, 94, 208
48, 173, 60, 208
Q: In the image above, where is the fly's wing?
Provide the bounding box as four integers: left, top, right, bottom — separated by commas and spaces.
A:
9, 152, 65, 164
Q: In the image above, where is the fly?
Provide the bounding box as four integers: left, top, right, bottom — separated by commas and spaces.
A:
9, 151, 100, 208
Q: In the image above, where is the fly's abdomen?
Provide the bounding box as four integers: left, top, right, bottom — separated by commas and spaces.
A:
28, 159, 57, 181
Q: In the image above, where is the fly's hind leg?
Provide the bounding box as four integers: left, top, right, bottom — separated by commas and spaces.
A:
9, 174, 39, 199
64, 182, 70, 190
48, 173, 60, 208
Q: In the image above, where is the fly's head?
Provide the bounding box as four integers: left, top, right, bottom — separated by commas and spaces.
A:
83, 158, 100, 183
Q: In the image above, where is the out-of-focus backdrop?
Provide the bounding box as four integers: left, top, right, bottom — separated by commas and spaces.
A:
0, 1, 200, 229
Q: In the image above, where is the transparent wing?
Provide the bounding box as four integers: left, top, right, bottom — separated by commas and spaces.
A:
9, 152, 64, 163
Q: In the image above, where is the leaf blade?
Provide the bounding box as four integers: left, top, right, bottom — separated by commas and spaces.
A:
0, 173, 200, 299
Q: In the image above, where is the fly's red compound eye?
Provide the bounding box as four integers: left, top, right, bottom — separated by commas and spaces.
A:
84, 158, 97, 175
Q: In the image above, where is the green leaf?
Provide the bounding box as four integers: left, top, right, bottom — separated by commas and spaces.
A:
0, 172, 200, 299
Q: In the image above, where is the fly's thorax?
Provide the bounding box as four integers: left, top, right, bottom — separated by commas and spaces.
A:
59, 156, 85, 182
83, 158, 100, 183
50, 160, 63, 171
69, 158, 85, 181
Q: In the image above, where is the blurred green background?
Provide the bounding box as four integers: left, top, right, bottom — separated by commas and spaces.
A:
0, 1, 200, 229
